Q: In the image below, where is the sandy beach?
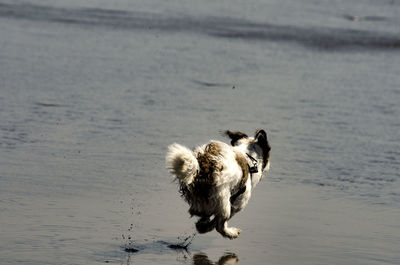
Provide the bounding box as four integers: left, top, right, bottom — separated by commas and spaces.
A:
1, 0, 399, 264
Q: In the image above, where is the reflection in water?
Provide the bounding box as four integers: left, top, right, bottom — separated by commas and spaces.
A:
193, 252, 239, 265
122, 249, 238, 265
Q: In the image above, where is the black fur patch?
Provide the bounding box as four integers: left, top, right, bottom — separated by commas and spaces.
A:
255, 129, 271, 169
225, 130, 248, 146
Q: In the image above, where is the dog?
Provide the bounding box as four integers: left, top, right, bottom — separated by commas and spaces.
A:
165, 129, 271, 239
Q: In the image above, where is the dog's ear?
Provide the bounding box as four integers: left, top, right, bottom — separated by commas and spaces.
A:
255, 129, 271, 168
255, 129, 267, 143
255, 129, 269, 149
225, 130, 248, 146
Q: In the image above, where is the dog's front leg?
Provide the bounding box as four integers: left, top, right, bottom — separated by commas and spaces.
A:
215, 217, 241, 239
215, 197, 241, 239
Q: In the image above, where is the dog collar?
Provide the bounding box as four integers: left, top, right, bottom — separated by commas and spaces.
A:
246, 153, 259, 174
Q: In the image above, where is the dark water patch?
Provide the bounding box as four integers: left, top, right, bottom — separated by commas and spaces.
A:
106, 118, 123, 124
210, 24, 400, 51
0, 3, 180, 30
167, 243, 189, 251
192, 79, 233, 88
343, 14, 392, 22
1, 3, 400, 51
124, 247, 139, 253
167, 233, 196, 251
34, 102, 69, 108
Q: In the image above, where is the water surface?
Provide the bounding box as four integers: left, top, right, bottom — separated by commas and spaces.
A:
0, 0, 399, 264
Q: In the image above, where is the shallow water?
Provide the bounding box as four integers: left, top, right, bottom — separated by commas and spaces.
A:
0, 0, 399, 264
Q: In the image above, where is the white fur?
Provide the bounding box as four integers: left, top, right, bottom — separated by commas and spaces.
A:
166, 131, 271, 239
166, 143, 199, 185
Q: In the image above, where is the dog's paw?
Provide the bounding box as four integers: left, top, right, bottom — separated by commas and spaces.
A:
195, 218, 216, 234
223, 227, 241, 239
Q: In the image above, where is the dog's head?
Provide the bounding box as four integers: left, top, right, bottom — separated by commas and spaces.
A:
225, 129, 271, 171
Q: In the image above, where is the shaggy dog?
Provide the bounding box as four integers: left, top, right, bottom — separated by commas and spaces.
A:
166, 130, 271, 239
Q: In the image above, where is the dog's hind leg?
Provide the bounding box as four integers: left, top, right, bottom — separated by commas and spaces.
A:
195, 217, 216, 234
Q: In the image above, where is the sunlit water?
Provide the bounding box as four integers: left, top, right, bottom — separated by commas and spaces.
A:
0, 0, 399, 264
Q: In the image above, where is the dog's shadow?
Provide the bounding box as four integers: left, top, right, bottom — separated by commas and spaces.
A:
193, 252, 239, 265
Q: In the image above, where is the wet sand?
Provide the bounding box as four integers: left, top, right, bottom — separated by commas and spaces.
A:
0, 0, 399, 264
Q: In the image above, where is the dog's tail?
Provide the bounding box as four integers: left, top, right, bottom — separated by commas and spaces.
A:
166, 143, 199, 186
